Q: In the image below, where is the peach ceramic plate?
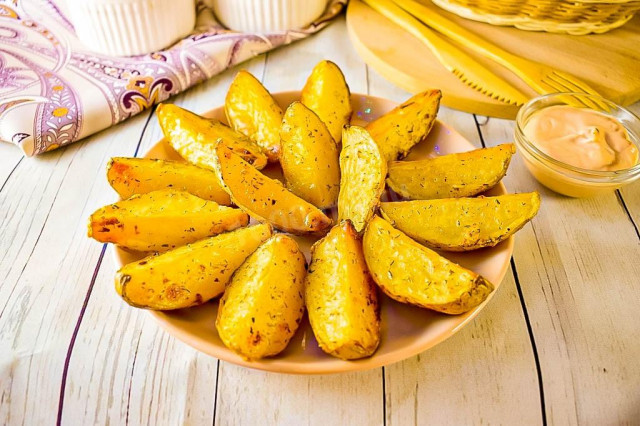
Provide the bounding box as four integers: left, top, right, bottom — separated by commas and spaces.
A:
113, 91, 513, 374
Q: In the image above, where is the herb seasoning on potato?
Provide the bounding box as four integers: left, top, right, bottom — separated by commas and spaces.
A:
211, 143, 332, 235
380, 193, 540, 251
115, 223, 273, 310
225, 70, 284, 162
280, 102, 340, 209
88, 190, 248, 252
157, 103, 268, 170
363, 216, 494, 314
107, 157, 232, 205
301, 60, 352, 143
366, 89, 441, 162
338, 126, 387, 233
387, 144, 515, 200
216, 235, 306, 360
305, 221, 381, 360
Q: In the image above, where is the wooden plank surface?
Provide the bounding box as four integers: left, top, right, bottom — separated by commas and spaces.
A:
477, 116, 640, 425
1, 14, 639, 426
0, 112, 152, 425
0, 143, 23, 189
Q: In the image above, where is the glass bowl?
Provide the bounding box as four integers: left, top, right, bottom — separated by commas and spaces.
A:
514, 93, 640, 198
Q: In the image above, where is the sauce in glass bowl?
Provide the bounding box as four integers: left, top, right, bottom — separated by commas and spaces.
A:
515, 93, 640, 198
523, 105, 638, 171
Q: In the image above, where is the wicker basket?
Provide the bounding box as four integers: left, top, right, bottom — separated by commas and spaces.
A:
432, 0, 640, 34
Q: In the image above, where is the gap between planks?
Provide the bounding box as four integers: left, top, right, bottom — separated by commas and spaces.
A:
56, 107, 156, 426
473, 114, 547, 426
0, 157, 24, 195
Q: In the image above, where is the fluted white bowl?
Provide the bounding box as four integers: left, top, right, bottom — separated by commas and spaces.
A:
211, 0, 329, 32
68, 0, 196, 56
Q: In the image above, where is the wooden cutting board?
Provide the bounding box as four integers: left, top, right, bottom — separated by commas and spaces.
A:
347, 0, 640, 119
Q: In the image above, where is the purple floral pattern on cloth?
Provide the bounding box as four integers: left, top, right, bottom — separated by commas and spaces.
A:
0, 0, 347, 156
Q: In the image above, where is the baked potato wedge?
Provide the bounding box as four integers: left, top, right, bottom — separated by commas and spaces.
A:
115, 223, 272, 310
280, 102, 340, 209
211, 143, 332, 235
380, 192, 541, 251
338, 126, 387, 233
157, 103, 268, 170
225, 70, 283, 162
363, 216, 494, 315
107, 157, 231, 205
305, 221, 380, 360
88, 190, 248, 252
387, 144, 515, 200
366, 89, 441, 162
300, 60, 352, 143
216, 235, 306, 360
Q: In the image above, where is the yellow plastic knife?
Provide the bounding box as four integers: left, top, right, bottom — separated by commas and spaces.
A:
391, 0, 607, 111
361, 0, 529, 106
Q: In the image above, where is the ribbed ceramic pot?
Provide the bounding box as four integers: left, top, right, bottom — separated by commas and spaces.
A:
68, 0, 196, 56
211, 0, 329, 32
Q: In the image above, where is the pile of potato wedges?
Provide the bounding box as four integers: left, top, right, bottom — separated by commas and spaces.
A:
88, 61, 540, 361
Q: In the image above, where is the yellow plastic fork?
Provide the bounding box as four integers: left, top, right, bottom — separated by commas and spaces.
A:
392, 0, 609, 111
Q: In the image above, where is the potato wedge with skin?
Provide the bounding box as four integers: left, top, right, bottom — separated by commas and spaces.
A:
301, 60, 352, 143
115, 223, 272, 310
363, 216, 494, 315
280, 102, 340, 209
305, 221, 380, 360
366, 89, 441, 162
387, 144, 515, 200
88, 190, 248, 252
216, 235, 306, 360
380, 192, 541, 251
107, 157, 231, 204
338, 126, 387, 233
211, 143, 332, 235
157, 103, 268, 170
225, 70, 283, 162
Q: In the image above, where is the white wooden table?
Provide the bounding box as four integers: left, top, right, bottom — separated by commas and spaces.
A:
1, 17, 639, 425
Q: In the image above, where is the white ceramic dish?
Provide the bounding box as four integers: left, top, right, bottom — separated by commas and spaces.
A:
68, 0, 196, 56
211, 0, 329, 32
113, 91, 513, 374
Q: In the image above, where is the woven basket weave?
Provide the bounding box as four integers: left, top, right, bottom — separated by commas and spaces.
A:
432, 0, 640, 34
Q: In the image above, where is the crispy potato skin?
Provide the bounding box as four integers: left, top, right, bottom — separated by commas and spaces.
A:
224, 70, 283, 162
88, 190, 248, 252
338, 126, 387, 233
387, 144, 515, 200
157, 103, 268, 170
115, 224, 272, 310
211, 143, 332, 235
380, 193, 540, 251
280, 102, 340, 209
363, 216, 494, 314
216, 235, 306, 360
300, 60, 352, 143
107, 157, 231, 205
305, 221, 380, 360
366, 89, 441, 162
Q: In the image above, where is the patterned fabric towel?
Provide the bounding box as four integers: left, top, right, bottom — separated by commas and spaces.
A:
0, 0, 347, 156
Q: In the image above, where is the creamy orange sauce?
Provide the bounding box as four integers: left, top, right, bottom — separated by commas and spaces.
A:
523, 105, 638, 171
